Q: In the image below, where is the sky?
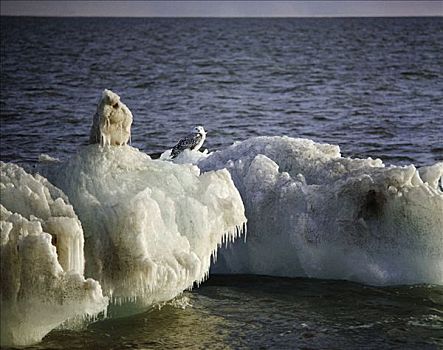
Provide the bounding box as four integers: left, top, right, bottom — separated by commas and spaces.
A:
1, 1, 442, 17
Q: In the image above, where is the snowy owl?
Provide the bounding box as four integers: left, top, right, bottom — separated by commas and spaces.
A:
89, 89, 133, 146
170, 126, 207, 159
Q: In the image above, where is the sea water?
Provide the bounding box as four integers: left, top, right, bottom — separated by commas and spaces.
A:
1, 17, 442, 349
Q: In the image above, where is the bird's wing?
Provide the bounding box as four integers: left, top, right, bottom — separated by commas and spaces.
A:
171, 133, 202, 157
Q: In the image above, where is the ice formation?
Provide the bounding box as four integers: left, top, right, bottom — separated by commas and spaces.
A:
0, 162, 108, 347
89, 89, 133, 146
160, 147, 210, 165
200, 136, 443, 286
1, 133, 440, 346
43, 145, 246, 305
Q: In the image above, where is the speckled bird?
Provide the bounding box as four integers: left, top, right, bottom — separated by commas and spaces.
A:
170, 126, 207, 159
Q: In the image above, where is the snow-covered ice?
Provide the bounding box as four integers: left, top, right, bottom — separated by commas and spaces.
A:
89, 89, 133, 146
201, 136, 443, 286
2, 134, 441, 346
43, 145, 246, 305
0, 162, 108, 347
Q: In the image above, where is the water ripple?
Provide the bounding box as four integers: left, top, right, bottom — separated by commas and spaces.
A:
1, 17, 442, 167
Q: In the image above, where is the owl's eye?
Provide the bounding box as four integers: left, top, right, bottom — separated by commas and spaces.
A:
113, 103, 119, 109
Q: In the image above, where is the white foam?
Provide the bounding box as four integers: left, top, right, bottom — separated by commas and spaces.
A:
0, 162, 108, 347
38, 153, 61, 163
201, 136, 443, 286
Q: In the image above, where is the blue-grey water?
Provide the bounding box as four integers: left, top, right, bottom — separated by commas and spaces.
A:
1, 17, 443, 349
1, 17, 443, 166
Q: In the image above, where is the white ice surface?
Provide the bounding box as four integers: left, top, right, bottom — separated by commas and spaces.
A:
89, 89, 133, 146
2, 134, 440, 346
200, 136, 443, 286
160, 147, 209, 164
0, 162, 108, 347
44, 145, 246, 304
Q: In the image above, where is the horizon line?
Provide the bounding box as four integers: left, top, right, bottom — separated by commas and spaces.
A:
2, 14, 442, 18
